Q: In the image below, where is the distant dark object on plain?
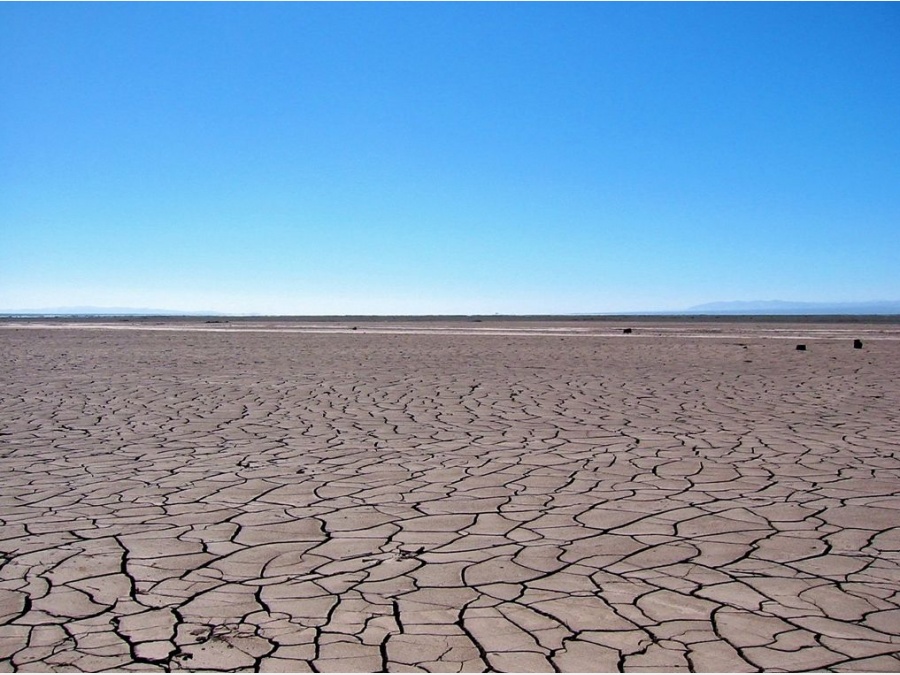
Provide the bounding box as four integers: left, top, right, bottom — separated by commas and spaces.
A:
796, 344, 807, 351
623, 328, 633, 334
854, 339, 863, 349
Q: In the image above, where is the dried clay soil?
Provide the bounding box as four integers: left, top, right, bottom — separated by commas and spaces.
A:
1, 320, 899, 672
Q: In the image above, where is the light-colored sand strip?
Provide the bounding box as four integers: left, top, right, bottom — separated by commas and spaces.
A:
2, 321, 899, 341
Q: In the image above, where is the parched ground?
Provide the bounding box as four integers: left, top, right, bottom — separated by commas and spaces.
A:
0, 319, 899, 672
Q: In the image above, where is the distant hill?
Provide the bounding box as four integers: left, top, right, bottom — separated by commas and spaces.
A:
685, 300, 900, 315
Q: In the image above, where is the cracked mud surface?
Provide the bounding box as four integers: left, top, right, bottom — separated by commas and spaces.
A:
1, 319, 899, 672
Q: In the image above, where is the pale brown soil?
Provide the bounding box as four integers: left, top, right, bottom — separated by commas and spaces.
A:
1, 320, 899, 672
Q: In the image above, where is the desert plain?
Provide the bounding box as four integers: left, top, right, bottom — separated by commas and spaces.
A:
0, 317, 898, 673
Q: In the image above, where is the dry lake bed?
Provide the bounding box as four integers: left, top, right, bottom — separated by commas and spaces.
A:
1, 318, 899, 672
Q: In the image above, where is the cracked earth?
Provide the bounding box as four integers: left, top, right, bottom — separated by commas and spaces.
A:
1, 319, 899, 672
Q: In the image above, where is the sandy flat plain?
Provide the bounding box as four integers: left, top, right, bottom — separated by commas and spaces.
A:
1, 318, 899, 673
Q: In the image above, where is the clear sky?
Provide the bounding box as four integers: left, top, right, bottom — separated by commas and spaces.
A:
2, 3, 898, 315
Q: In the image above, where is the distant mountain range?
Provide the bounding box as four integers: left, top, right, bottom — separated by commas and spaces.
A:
685, 300, 900, 315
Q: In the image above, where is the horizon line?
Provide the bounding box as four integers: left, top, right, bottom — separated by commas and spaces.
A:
3, 300, 900, 320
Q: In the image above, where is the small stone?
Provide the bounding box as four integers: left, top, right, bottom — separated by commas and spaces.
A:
623, 328, 633, 334
796, 344, 806, 351
853, 339, 863, 349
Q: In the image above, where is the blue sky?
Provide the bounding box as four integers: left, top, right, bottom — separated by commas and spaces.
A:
2, 3, 898, 314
